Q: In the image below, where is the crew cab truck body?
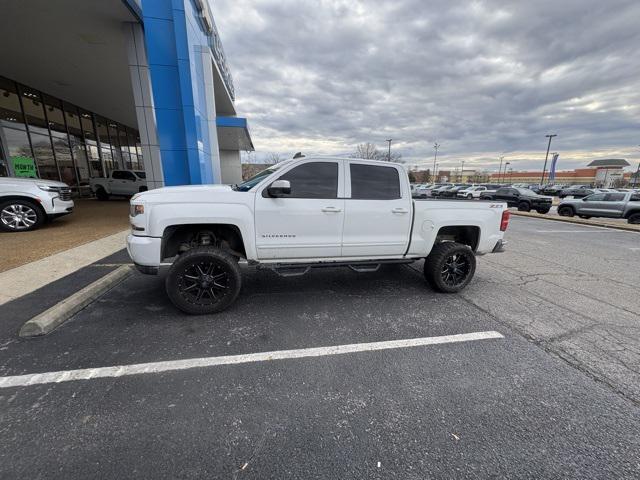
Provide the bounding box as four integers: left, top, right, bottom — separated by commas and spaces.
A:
90, 169, 147, 200
558, 191, 640, 223
127, 157, 509, 314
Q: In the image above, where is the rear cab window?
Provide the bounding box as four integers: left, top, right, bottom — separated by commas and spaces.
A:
349, 163, 401, 200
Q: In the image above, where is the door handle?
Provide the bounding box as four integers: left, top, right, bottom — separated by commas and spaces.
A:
321, 206, 342, 213
392, 208, 409, 214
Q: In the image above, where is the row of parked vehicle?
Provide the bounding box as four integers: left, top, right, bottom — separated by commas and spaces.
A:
411, 182, 640, 223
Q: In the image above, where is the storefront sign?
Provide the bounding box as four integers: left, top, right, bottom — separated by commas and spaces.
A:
10, 156, 37, 178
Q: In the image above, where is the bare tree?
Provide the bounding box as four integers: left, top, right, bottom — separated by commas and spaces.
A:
351, 143, 381, 159
267, 152, 286, 164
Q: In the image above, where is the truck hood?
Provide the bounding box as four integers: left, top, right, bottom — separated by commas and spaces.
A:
132, 184, 241, 203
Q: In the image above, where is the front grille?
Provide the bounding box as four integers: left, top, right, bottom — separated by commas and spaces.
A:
58, 188, 72, 201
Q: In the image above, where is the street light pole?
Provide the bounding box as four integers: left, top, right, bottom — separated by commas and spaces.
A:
433, 143, 440, 182
460, 160, 465, 182
540, 134, 557, 185
504, 162, 511, 184
386, 139, 392, 162
633, 145, 640, 188
498, 156, 504, 183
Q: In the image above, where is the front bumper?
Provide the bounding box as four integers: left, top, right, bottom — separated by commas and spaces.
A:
126, 234, 162, 272
46, 197, 74, 215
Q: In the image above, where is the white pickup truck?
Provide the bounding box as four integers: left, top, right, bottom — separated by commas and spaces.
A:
90, 169, 147, 200
127, 157, 509, 314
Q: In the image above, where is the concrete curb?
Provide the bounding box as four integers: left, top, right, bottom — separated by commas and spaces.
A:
19, 265, 133, 338
511, 211, 640, 232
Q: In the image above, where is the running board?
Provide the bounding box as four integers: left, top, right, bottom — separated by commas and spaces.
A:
267, 258, 415, 277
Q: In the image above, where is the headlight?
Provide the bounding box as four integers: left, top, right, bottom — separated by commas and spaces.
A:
130, 204, 144, 216
37, 184, 60, 192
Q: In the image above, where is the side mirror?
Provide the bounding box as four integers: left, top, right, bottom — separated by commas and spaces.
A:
267, 179, 291, 197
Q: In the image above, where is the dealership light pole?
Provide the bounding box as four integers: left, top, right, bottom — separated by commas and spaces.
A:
504, 162, 511, 183
498, 155, 504, 183
633, 145, 640, 188
540, 134, 557, 185
386, 139, 392, 162
433, 143, 440, 181
460, 160, 465, 182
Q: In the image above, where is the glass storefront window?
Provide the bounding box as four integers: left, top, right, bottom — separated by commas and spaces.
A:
0, 78, 26, 130
0, 76, 143, 184
30, 132, 58, 181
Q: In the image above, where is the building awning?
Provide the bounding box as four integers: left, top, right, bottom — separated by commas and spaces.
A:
587, 159, 629, 168
216, 117, 254, 151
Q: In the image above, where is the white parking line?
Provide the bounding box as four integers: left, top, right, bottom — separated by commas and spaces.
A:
0, 331, 503, 389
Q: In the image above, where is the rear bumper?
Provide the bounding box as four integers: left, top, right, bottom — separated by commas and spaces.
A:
492, 239, 507, 253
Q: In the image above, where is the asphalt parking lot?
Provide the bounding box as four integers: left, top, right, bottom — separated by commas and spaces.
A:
1, 216, 639, 478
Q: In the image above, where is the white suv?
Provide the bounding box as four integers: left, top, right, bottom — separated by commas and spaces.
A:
0, 177, 74, 232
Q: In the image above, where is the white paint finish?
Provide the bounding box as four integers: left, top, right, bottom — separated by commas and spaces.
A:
0, 331, 504, 389
0, 230, 129, 306
342, 160, 412, 257
254, 159, 345, 259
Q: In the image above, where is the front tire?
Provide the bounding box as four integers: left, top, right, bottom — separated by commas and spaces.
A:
558, 206, 575, 217
0, 199, 45, 232
424, 242, 476, 293
95, 187, 109, 201
467, 194, 473, 199
166, 246, 241, 314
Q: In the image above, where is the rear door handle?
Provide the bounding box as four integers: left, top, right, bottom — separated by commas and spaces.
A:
321, 206, 342, 213
392, 208, 409, 214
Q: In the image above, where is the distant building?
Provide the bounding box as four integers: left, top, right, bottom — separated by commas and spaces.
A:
488, 159, 632, 187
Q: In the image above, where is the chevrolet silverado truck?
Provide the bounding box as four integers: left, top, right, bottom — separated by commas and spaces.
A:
90, 169, 147, 200
0, 177, 74, 232
127, 157, 509, 314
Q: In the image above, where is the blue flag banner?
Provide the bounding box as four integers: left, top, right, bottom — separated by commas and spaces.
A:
549, 153, 559, 182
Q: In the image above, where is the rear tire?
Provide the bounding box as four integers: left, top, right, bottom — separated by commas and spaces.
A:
517, 201, 531, 212
467, 194, 473, 199
166, 246, 241, 314
558, 206, 575, 217
95, 187, 109, 201
0, 199, 45, 232
424, 242, 476, 293
628, 213, 640, 225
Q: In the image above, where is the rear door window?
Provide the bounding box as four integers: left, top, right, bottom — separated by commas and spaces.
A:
604, 193, 625, 202
350, 164, 401, 200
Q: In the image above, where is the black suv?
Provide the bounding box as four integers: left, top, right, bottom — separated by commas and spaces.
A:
481, 187, 553, 213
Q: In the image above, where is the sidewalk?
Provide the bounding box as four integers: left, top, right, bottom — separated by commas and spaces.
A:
0, 229, 129, 306
0, 198, 130, 272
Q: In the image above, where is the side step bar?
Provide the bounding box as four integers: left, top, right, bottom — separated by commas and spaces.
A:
267, 258, 416, 277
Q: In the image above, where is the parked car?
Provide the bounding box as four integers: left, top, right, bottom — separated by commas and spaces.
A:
481, 187, 553, 213
559, 187, 611, 199
558, 191, 640, 223
457, 186, 488, 199
413, 183, 435, 198
440, 184, 471, 198
541, 184, 567, 195
90, 169, 147, 200
0, 177, 74, 232
430, 184, 454, 197
127, 157, 510, 314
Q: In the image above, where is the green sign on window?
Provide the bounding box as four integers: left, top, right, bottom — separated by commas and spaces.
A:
10, 156, 37, 178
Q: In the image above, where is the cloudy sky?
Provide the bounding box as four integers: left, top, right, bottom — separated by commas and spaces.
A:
213, 0, 640, 172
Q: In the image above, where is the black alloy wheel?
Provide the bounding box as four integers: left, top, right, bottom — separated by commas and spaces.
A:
558, 206, 575, 217
424, 242, 477, 293
166, 246, 241, 314
517, 201, 531, 212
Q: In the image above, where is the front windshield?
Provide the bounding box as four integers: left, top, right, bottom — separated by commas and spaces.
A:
135, 171, 146, 179
235, 161, 291, 192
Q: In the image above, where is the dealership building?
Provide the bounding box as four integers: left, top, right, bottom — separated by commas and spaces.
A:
0, 0, 253, 192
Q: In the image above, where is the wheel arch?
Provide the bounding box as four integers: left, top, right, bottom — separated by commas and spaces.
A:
434, 225, 480, 252
0, 195, 47, 215
624, 208, 640, 219
161, 223, 247, 261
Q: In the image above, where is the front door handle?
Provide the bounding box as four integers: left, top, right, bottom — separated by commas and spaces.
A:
392, 208, 409, 214
321, 206, 342, 213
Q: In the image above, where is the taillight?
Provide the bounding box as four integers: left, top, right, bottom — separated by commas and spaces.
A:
500, 210, 510, 231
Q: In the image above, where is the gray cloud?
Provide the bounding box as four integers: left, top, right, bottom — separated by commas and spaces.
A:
214, 0, 640, 171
